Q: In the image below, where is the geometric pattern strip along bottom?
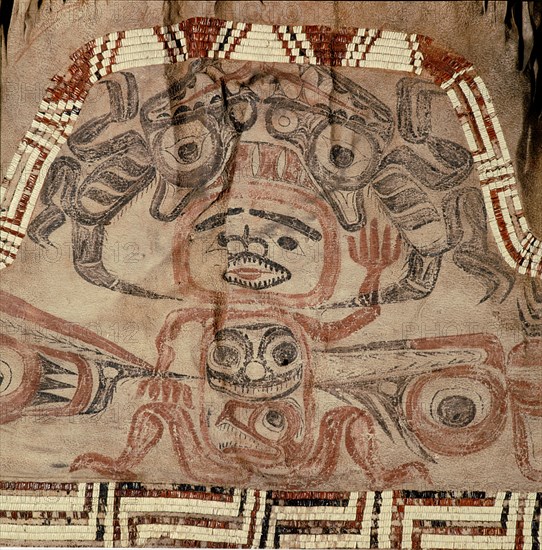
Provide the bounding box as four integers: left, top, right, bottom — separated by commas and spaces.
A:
0, 483, 539, 549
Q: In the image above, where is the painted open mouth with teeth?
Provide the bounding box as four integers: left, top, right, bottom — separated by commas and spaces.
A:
215, 421, 281, 461
223, 252, 291, 289
207, 366, 302, 400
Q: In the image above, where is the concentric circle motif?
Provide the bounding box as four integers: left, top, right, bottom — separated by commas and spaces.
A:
403, 365, 507, 455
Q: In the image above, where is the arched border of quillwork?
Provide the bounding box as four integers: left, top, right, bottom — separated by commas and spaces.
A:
1, 17, 540, 276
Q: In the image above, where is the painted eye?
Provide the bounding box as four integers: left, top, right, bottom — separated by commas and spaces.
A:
310, 123, 376, 186
158, 116, 221, 185
263, 409, 285, 432
272, 341, 298, 367
0, 360, 13, 395
269, 106, 300, 134
217, 232, 228, 247
403, 366, 507, 456
177, 141, 199, 163
277, 236, 298, 251
330, 144, 355, 168
228, 97, 257, 132
213, 345, 240, 369
0, 348, 27, 398
253, 407, 289, 442
165, 131, 211, 166
435, 395, 477, 428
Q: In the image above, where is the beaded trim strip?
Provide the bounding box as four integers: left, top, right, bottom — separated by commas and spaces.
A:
0, 483, 539, 548
0, 17, 540, 276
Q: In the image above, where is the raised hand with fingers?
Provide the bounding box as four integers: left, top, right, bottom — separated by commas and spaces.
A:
347, 219, 402, 295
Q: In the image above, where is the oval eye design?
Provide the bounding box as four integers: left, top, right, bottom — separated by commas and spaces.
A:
263, 409, 286, 432
277, 236, 298, 251
254, 406, 289, 442
164, 129, 213, 167
272, 341, 298, 367
269, 106, 300, 135
212, 344, 240, 369
177, 141, 200, 163
0, 360, 13, 395
312, 123, 375, 183
330, 144, 355, 168
403, 366, 507, 456
435, 395, 477, 428
153, 114, 223, 188
207, 329, 249, 380
227, 97, 257, 133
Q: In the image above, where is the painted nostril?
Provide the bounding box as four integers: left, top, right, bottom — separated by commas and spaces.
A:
244, 361, 266, 381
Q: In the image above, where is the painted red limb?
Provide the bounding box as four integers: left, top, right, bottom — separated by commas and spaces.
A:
511, 408, 542, 482
0, 290, 152, 369
347, 219, 402, 295
137, 307, 216, 401
70, 402, 245, 483
343, 406, 431, 487
292, 307, 380, 343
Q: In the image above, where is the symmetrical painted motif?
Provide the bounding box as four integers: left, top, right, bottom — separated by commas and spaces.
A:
0, 482, 540, 549
1, 279, 541, 485
1, 18, 541, 276
1, 16, 541, 549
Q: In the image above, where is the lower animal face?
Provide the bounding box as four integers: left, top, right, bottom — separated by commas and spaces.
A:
206, 324, 303, 400
202, 320, 311, 468
208, 399, 306, 466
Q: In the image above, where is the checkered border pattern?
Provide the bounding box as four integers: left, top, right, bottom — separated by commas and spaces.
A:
0, 482, 540, 548
0, 17, 540, 277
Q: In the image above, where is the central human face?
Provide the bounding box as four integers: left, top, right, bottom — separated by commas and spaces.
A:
187, 194, 325, 296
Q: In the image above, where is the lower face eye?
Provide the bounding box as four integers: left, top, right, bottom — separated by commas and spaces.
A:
272, 342, 298, 366
213, 345, 240, 368
264, 409, 285, 431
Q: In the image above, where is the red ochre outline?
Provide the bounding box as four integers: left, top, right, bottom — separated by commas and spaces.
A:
0, 18, 540, 277
172, 180, 341, 307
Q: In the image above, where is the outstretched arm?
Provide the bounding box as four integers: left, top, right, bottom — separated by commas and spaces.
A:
295, 220, 401, 343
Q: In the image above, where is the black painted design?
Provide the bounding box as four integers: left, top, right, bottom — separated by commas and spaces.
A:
436, 395, 476, 427
27, 72, 162, 298
249, 209, 322, 241
26, 62, 504, 306
140, 59, 254, 221
206, 324, 303, 400
442, 187, 514, 303
195, 208, 244, 232
314, 338, 500, 461
265, 67, 394, 230
519, 277, 542, 337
